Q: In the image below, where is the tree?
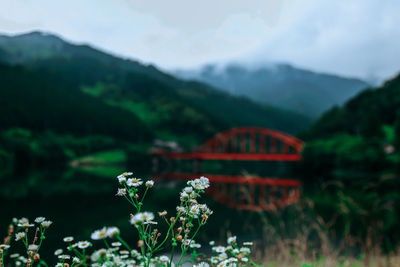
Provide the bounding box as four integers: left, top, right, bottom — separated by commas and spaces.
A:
394, 110, 400, 152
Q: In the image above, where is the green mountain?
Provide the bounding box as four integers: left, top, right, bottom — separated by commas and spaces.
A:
0, 31, 314, 170
301, 74, 400, 140
0, 31, 311, 138
175, 63, 369, 118
299, 73, 400, 177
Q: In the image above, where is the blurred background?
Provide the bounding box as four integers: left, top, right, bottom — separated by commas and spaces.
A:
1, 0, 400, 265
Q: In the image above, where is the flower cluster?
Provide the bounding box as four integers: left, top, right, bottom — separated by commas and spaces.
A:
209, 237, 254, 267
1, 173, 257, 267
3, 217, 53, 267
53, 237, 93, 267
91, 226, 120, 240
121, 175, 215, 266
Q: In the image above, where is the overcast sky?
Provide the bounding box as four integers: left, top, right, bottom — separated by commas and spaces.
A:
1, 0, 399, 82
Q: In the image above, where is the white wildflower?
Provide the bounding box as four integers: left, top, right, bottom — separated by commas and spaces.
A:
15, 232, 25, 241
240, 247, 251, 254
91, 249, 106, 262
176, 206, 186, 214
72, 257, 80, 263
145, 180, 154, 188
130, 212, 154, 226
227, 236, 237, 245
41, 220, 52, 228
218, 252, 228, 261
111, 242, 121, 247
191, 177, 210, 190
18, 218, 29, 224
189, 204, 200, 217
34, 217, 46, 223
183, 187, 193, 193
63, 237, 74, 242
117, 175, 127, 184
200, 204, 213, 216
17, 222, 34, 228
116, 188, 127, 196
159, 255, 169, 262
190, 242, 201, 249
58, 255, 70, 260
91, 227, 108, 240
106, 226, 120, 238
213, 246, 225, 253
126, 178, 142, 187
180, 191, 189, 201
54, 249, 63, 256
77, 241, 91, 249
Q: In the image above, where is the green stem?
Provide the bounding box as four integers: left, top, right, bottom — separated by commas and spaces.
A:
140, 187, 149, 205
152, 217, 179, 253
176, 224, 203, 266
116, 235, 132, 251
69, 245, 83, 259
103, 239, 110, 249
36, 228, 46, 254
168, 245, 175, 267
82, 249, 87, 267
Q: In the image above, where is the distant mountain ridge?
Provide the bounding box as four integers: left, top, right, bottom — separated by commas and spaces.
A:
0, 31, 312, 145
174, 63, 370, 118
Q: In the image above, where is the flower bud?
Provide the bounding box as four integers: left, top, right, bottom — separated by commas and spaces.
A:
158, 211, 167, 217
33, 254, 40, 261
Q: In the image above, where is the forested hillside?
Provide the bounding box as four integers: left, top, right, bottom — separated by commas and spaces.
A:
300, 73, 400, 177
0, 31, 312, 170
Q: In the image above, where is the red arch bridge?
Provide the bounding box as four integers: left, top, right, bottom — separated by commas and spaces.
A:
151, 127, 304, 212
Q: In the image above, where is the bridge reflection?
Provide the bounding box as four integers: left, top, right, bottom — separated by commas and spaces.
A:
157, 173, 301, 211
152, 127, 304, 211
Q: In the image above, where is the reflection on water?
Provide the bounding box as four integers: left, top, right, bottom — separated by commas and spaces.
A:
1, 163, 301, 264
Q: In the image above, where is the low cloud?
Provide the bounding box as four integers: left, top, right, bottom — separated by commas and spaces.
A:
0, 0, 399, 81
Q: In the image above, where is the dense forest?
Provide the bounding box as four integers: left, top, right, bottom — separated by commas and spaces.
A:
300, 73, 400, 177
0, 32, 311, 171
